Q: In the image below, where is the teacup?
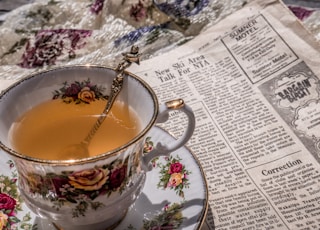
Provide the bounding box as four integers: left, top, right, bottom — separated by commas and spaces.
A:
0, 65, 195, 230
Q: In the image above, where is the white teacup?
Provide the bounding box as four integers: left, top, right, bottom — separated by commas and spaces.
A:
0, 65, 195, 230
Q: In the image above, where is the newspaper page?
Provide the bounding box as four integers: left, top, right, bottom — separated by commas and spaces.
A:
128, 0, 320, 229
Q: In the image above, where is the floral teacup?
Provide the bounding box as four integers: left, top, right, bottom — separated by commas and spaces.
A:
0, 65, 195, 230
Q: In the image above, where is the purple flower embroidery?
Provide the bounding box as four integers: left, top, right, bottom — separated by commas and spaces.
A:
154, 0, 209, 18
114, 24, 167, 47
130, 0, 148, 22
19, 29, 92, 68
288, 6, 314, 21
90, 0, 105, 14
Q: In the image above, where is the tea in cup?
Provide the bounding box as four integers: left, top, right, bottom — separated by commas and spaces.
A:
0, 65, 195, 230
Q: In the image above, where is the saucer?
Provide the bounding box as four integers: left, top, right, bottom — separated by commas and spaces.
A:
0, 126, 208, 230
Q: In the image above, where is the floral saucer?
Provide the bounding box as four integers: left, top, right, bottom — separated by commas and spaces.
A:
0, 126, 208, 230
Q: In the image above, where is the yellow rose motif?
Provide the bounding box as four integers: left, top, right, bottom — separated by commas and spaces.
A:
68, 168, 109, 191
24, 173, 43, 193
0, 211, 8, 229
168, 173, 183, 187
78, 87, 96, 103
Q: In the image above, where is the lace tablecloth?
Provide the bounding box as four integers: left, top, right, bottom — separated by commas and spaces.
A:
0, 0, 320, 229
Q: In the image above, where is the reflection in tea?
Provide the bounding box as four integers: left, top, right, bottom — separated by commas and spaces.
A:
9, 100, 141, 160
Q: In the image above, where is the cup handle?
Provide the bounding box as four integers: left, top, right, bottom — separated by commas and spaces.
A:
142, 99, 195, 170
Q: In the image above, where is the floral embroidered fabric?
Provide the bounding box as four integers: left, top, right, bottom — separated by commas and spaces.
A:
0, 0, 251, 81
0, 0, 319, 81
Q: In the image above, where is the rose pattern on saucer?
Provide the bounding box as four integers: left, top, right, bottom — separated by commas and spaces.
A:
20, 157, 130, 218
127, 202, 184, 230
53, 79, 108, 104
143, 137, 191, 198
157, 155, 191, 198
0, 160, 36, 230
142, 202, 184, 229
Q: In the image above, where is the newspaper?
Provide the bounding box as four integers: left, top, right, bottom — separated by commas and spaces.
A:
128, 0, 320, 229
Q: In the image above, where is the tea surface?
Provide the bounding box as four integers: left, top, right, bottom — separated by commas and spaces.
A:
9, 99, 141, 160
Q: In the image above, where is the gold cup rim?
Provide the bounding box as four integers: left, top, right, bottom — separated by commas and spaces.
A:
0, 64, 159, 166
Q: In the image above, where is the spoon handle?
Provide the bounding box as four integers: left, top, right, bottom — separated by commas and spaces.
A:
83, 46, 141, 145
103, 74, 124, 115
83, 74, 124, 144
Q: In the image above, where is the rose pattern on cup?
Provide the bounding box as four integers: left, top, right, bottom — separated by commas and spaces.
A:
0, 135, 193, 229
19, 156, 132, 218
143, 137, 154, 154
53, 79, 108, 104
1, 59, 195, 228
0, 160, 35, 230
143, 136, 159, 168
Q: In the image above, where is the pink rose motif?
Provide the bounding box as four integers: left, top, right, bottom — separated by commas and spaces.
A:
0, 193, 17, 215
109, 166, 127, 189
169, 162, 183, 174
